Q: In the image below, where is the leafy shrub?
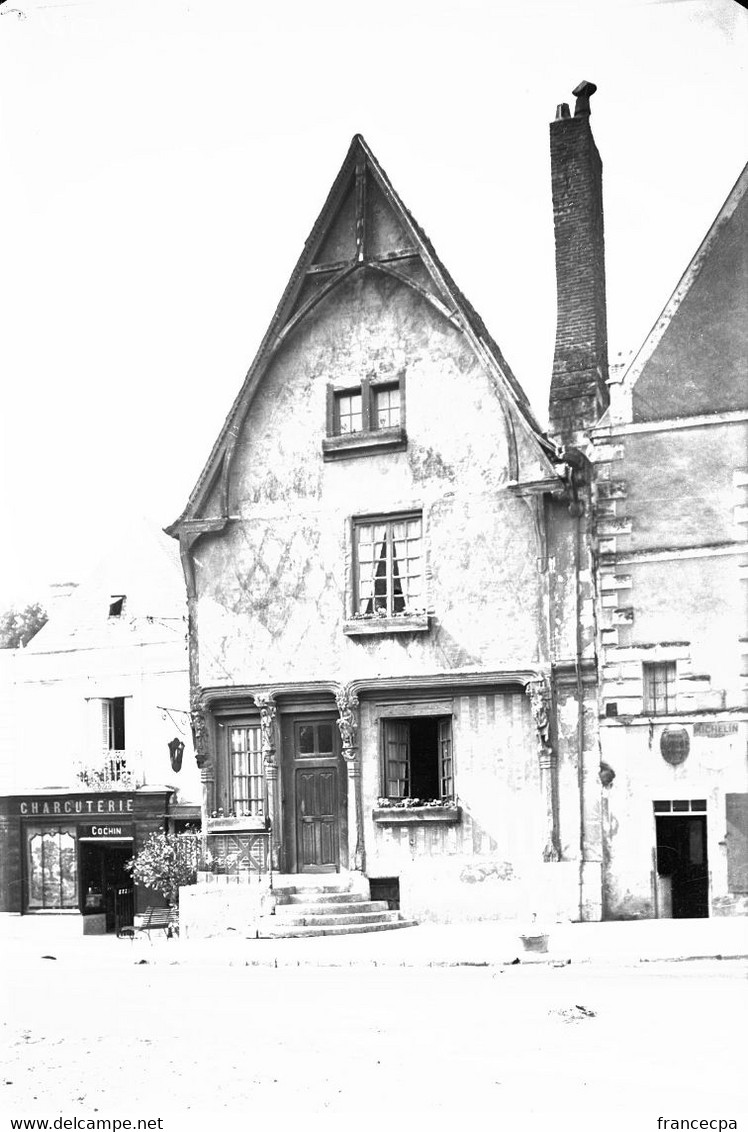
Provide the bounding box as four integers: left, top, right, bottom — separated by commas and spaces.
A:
126, 831, 201, 907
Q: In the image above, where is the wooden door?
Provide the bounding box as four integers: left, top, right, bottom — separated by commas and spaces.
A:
296, 766, 339, 872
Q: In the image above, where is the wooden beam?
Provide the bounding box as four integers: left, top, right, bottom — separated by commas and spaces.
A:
355, 155, 367, 263
306, 259, 354, 275
306, 249, 418, 276
371, 262, 460, 326
275, 264, 358, 345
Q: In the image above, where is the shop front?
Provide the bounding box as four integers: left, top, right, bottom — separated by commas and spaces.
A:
0, 789, 174, 931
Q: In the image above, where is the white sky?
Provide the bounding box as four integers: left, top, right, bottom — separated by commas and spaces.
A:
0, 0, 745, 609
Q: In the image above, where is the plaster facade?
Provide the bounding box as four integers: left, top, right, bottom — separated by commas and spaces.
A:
170, 133, 601, 925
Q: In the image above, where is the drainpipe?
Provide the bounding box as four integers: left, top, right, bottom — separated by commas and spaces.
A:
574, 506, 586, 921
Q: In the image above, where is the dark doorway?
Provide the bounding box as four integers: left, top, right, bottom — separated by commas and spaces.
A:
79, 842, 134, 932
655, 815, 709, 918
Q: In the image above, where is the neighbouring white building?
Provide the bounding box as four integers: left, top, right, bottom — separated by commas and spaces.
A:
0, 519, 200, 932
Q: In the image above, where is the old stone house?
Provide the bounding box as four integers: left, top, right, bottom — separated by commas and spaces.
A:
0, 520, 200, 931
168, 103, 606, 927
589, 163, 748, 919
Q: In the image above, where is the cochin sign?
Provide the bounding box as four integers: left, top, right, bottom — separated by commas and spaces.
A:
78, 824, 134, 840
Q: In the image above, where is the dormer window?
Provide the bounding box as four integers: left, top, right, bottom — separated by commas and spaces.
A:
108, 596, 125, 617
334, 388, 364, 435
373, 383, 400, 429
324, 375, 406, 460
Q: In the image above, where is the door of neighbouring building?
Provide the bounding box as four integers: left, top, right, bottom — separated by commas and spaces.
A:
655, 808, 709, 918
79, 839, 134, 932
283, 715, 343, 873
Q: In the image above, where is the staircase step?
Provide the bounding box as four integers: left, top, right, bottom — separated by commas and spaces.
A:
275, 900, 388, 917
263, 917, 417, 939
272, 910, 395, 928
285, 892, 367, 905
272, 883, 351, 895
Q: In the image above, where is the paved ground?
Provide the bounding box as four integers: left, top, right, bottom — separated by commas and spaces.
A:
1, 940, 746, 1126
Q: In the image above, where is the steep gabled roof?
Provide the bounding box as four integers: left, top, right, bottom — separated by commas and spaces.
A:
167, 135, 557, 536
607, 161, 748, 426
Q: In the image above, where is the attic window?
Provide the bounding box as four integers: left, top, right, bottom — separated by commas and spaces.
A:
109, 596, 125, 617
324, 376, 406, 461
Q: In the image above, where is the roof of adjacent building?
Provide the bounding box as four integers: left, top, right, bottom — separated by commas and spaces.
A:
25, 517, 187, 654
606, 160, 748, 425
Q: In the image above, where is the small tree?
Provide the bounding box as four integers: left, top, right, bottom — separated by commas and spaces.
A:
126, 831, 201, 907
0, 602, 48, 649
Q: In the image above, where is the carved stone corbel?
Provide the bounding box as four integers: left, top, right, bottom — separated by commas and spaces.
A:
190, 689, 210, 770
254, 693, 278, 767
254, 692, 280, 871
335, 684, 359, 755
335, 683, 364, 872
525, 678, 560, 862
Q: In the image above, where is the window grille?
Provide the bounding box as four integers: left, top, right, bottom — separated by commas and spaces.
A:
643, 661, 677, 715
230, 725, 264, 818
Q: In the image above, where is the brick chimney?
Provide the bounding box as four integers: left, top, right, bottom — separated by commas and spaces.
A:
548, 81, 609, 447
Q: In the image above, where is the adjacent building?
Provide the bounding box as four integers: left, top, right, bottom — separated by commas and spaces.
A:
590, 163, 748, 919
0, 521, 200, 930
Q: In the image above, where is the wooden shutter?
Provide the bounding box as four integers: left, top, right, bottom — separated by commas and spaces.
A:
383, 721, 410, 798
101, 700, 111, 751
438, 718, 453, 799
725, 793, 748, 893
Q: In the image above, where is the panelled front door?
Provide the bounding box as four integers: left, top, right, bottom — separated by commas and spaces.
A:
296, 766, 339, 872
283, 715, 344, 873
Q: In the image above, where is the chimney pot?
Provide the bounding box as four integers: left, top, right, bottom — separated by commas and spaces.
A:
555, 103, 571, 120
572, 80, 597, 117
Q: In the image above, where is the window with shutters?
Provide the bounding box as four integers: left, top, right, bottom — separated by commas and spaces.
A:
100, 697, 127, 782
381, 717, 453, 801
323, 375, 406, 460
229, 725, 264, 819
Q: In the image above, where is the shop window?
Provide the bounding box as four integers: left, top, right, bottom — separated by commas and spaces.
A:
382, 717, 453, 801
643, 662, 676, 715
26, 825, 78, 910
229, 725, 264, 819
354, 514, 423, 618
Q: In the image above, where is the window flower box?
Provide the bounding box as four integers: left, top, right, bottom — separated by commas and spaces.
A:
372, 803, 461, 825
207, 815, 268, 834
344, 613, 429, 636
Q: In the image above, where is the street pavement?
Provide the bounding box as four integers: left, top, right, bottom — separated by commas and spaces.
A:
1, 914, 746, 1128
1, 911, 746, 968
1, 947, 746, 1125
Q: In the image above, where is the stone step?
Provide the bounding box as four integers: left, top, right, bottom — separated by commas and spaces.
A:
272, 909, 395, 928
263, 917, 417, 939
284, 891, 365, 905
275, 899, 389, 917
272, 882, 352, 894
